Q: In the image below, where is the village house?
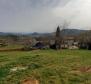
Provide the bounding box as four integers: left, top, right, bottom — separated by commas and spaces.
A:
61, 36, 79, 49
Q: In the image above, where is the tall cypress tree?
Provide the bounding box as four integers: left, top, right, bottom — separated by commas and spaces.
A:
56, 26, 60, 38
55, 26, 61, 49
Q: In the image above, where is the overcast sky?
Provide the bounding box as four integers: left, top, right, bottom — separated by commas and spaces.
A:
0, 0, 91, 32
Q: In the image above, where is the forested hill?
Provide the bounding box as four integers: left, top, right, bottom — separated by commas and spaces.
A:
60, 29, 86, 36
24, 29, 87, 37
0, 29, 87, 37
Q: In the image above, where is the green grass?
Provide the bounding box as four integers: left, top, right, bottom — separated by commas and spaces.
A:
0, 49, 91, 84
0, 44, 23, 50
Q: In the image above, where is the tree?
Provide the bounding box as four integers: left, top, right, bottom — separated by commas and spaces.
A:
60, 20, 70, 30
55, 26, 61, 50
78, 30, 91, 50
56, 26, 60, 37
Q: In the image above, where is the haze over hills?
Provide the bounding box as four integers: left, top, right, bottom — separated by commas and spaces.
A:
0, 29, 87, 37
60, 29, 86, 36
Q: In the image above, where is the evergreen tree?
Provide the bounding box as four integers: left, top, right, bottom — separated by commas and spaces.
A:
56, 26, 60, 38
55, 26, 61, 49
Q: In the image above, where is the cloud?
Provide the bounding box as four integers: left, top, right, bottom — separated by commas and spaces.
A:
0, 0, 91, 32
53, 0, 91, 29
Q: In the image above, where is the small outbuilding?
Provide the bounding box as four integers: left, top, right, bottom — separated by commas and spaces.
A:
33, 42, 45, 49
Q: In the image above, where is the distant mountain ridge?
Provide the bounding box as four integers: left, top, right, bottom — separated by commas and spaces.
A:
60, 29, 87, 36
0, 29, 88, 37
24, 29, 87, 37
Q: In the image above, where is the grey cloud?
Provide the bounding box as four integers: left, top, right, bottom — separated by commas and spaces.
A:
0, 0, 91, 32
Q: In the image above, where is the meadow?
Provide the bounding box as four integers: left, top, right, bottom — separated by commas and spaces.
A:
0, 49, 91, 84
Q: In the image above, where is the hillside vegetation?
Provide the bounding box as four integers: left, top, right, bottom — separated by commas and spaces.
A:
0, 50, 91, 84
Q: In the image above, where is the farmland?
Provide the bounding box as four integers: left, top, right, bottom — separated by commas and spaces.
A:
0, 49, 91, 84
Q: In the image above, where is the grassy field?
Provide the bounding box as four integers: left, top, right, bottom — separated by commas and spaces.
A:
0, 44, 23, 50
0, 49, 91, 84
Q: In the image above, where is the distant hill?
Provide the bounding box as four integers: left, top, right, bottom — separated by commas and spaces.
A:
60, 29, 87, 36
0, 29, 88, 37
0, 32, 7, 36
0, 32, 23, 36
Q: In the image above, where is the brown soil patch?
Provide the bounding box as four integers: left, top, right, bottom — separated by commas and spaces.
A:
79, 66, 91, 73
70, 66, 91, 74
21, 78, 39, 84
87, 67, 91, 72
72, 66, 91, 73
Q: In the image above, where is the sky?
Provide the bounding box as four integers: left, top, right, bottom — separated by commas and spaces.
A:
0, 0, 91, 32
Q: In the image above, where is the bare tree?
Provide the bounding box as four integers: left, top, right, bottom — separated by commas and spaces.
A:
60, 20, 70, 30
78, 30, 91, 49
